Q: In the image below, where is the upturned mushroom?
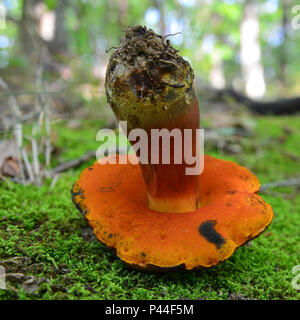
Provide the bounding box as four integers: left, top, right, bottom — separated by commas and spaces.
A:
72, 26, 273, 271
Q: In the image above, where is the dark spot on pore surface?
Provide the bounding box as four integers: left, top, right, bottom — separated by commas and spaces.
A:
198, 220, 226, 249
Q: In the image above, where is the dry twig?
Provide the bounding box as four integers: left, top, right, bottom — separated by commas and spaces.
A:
260, 178, 300, 191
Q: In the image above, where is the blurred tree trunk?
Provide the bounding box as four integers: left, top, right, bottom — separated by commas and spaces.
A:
240, 0, 266, 99
279, 0, 290, 88
117, 0, 128, 29
153, 0, 166, 35
49, 0, 68, 55
20, 0, 68, 58
209, 50, 226, 90
19, 0, 43, 58
209, 33, 226, 90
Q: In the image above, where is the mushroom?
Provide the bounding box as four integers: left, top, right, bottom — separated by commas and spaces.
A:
72, 26, 273, 271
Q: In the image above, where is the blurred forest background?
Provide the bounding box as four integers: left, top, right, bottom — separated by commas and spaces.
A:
1, 0, 300, 300
1, 0, 300, 183
1, 0, 300, 96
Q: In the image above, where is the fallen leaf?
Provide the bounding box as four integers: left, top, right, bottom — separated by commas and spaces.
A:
1, 156, 19, 177
0, 139, 20, 178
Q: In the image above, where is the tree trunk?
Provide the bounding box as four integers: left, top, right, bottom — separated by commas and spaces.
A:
19, 0, 43, 58
209, 49, 226, 90
117, 0, 128, 29
240, 0, 266, 99
279, 0, 290, 88
49, 0, 68, 55
153, 0, 166, 35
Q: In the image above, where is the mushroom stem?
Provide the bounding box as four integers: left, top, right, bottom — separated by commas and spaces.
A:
105, 26, 200, 213
140, 98, 200, 213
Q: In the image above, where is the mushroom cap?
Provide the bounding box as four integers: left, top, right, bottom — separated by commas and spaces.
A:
72, 154, 273, 271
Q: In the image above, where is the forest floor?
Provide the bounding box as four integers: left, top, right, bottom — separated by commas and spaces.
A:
0, 114, 300, 300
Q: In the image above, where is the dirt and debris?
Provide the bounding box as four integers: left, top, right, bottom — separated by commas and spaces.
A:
105, 25, 194, 108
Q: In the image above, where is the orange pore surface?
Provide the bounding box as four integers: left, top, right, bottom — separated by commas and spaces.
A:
72, 154, 273, 270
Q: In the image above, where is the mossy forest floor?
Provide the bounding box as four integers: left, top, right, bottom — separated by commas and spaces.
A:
0, 115, 300, 300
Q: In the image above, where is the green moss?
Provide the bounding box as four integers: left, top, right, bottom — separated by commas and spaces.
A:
0, 115, 300, 300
